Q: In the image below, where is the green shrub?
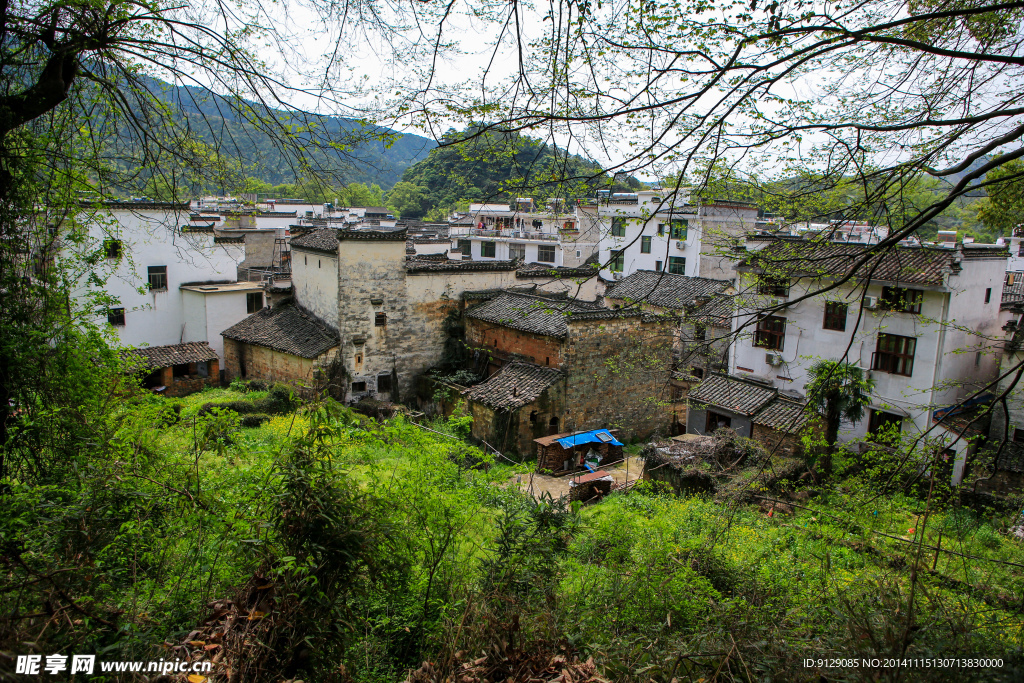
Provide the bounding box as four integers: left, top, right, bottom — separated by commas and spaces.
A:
240, 413, 271, 428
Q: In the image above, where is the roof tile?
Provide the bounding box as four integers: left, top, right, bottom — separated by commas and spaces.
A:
463, 361, 563, 410
688, 373, 777, 416
221, 304, 339, 358
605, 270, 730, 310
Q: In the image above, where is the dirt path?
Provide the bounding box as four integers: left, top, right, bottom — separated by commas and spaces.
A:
510, 455, 646, 500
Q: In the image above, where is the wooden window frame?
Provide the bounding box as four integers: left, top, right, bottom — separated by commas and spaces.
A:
873, 333, 916, 376
246, 291, 263, 314
374, 312, 387, 327
823, 301, 848, 331
147, 265, 167, 291
107, 307, 126, 326
880, 286, 923, 314
868, 409, 903, 439
754, 315, 786, 351
668, 256, 686, 274
377, 373, 392, 393
103, 239, 123, 260
537, 244, 556, 263
757, 275, 790, 297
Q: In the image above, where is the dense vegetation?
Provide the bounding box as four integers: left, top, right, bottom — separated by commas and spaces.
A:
3, 372, 1021, 682
392, 128, 639, 219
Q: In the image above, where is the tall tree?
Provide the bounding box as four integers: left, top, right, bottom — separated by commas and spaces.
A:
806, 360, 875, 476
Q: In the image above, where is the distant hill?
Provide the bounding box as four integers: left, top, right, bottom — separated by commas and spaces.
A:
396, 127, 636, 218
142, 79, 435, 190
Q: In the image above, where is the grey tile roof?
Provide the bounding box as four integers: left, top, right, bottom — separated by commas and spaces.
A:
688, 373, 777, 416
1003, 273, 1024, 304
605, 270, 730, 310
517, 263, 600, 279
739, 240, 959, 286
406, 259, 520, 273
690, 295, 735, 328
752, 397, 810, 431
465, 292, 601, 338
221, 304, 339, 358
291, 228, 338, 254
338, 228, 407, 241
123, 342, 219, 370
463, 361, 563, 410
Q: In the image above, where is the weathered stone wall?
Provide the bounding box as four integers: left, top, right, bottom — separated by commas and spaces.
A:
685, 405, 754, 438
562, 315, 675, 440
237, 231, 277, 276
222, 338, 319, 386
464, 320, 564, 370
751, 423, 805, 457
695, 202, 758, 279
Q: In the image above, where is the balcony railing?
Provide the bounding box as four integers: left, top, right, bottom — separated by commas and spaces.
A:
450, 227, 560, 241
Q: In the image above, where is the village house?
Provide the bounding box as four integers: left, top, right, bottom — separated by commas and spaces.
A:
684, 373, 810, 457
124, 341, 222, 397
220, 227, 602, 399
594, 189, 758, 282
980, 299, 1024, 493
460, 291, 676, 456
71, 202, 263, 365
728, 237, 1008, 466
449, 198, 600, 268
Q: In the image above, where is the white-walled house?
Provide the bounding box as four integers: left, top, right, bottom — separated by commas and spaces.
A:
595, 189, 758, 282
449, 200, 599, 268
73, 203, 256, 358
728, 238, 1008, 466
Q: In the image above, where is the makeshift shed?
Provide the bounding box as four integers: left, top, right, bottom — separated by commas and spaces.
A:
534, 428, 623, 472
568, 470, 615, 501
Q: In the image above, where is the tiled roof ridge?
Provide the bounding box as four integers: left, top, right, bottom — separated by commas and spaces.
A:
291, 227, 339, 253
337, 228, 408, 241
405, 259, 520, 273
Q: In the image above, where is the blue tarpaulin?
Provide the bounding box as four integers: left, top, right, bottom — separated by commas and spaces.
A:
556, 429, 623, 449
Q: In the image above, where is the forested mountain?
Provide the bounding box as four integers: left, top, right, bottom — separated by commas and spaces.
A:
143, 79, 435, 190
391, 128, 637, 218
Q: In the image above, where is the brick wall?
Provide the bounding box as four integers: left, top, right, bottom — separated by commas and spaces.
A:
464, 320, 564, 370
562, 315, 675, 440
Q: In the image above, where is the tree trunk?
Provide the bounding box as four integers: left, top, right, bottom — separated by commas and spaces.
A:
821, 401, 842, 477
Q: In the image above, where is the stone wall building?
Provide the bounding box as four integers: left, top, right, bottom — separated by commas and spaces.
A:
461, 291, 676, 454
221, 303, 340, 392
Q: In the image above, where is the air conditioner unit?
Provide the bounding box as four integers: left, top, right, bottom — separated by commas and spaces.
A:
863, 296, 878, 309
766, 352, 783, 366
676, 240, 686, 249
612, 272, 623, 280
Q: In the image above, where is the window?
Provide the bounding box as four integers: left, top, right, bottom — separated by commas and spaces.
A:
351, 381, 367, 393
669, 219, 688, 239
757, 275, 790, 297
985, 287, 992, 304
304, 255, 308, 265
655, 260, 663, 271
691, 366, 705, 379
1014, 428, 1024, 443
823, 301, 848, 331
668, 256, 686, 274
609, 250, 625, 272
375, 312, 387, 327
868, 410, 903, 439
537, 245, 556, 262
377, 373, 392, 393
318, 259, 321, 268
1018, 242, 1024, 257
480, 241, 496, 257
107, 307, 125, 326
657, 223, 666, 236
147, 265, 167, 291
247, 292, 263, 313
880, 286, 923, 314
706, 411, 732, 432
457, 239, 471, 256
873, 333, 916, 376
532, 219, 543, 229
754, 315, 786, 350
650, 196, 661, 204
611, 217, 627, 237
103, 239, 122, 260
694, 324, 707, 340
509, 243, 526, 261
641, 236, 652, 254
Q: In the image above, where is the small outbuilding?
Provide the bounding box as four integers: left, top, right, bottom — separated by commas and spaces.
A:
568, 470, 615, 501
124, 342, 221, 397
534, 428, 624, 473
